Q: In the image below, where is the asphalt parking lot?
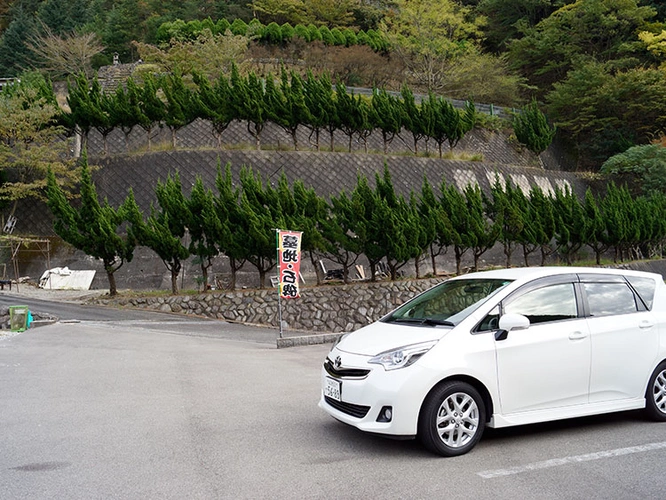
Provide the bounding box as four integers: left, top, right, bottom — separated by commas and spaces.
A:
2, 321, 666, 499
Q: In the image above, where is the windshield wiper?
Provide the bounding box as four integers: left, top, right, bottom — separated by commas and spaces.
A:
390, 317, 454, 327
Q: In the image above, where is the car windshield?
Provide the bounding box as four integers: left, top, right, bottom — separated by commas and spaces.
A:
383, 278, 513, 327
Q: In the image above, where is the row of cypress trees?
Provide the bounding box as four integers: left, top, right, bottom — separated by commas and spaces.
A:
65, 67, 478, 157
46, 159, 666, 296
155, 17, 389, 51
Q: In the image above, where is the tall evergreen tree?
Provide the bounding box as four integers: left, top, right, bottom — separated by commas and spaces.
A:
214, 161, 246, 290
419, 176, 453, 275
372, 88, 403, 154
193, 72, 234, 149
163, 72, 197, 149
553, 185, 586, 265
137, 74, 167, 151
323, 190, 363, 283
440, 180, 474, 275
513, 99, 556, 160
0, 6, 36, 76
126, 173, 191, 294
188, 176, 227, 290
46, 154, 135, 297
582, 188, 609, 265
239, 167, 284, 288
401, 84, 427, 155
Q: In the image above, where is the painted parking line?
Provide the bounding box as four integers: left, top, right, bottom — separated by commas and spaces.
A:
478, 441, 666, 479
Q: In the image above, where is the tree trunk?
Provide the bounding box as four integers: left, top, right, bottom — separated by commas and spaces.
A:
259, 268, 266, 289
170, 260, 181, 294
455, 246, 463, 275
369, 261, 377, 282
309, 250, 322, 285
430, 244, 438, 275
106, 268, 117, 296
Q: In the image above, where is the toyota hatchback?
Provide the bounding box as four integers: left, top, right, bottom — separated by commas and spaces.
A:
319, 267, 666, 456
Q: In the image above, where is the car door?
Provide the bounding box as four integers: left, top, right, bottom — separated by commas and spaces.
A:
582, 275, 659, 403
495, 277, 591, 415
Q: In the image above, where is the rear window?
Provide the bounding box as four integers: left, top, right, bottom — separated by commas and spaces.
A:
583, 282, 638, 317
626, 276, 656, 310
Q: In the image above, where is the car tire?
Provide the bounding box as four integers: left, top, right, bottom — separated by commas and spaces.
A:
418, 381, 486, 457
645, 361, 666, 422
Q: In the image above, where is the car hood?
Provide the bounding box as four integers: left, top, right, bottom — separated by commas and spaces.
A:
336, 320, 451, 356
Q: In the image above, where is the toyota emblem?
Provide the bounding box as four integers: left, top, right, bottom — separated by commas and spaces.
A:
334, 356, 342, 370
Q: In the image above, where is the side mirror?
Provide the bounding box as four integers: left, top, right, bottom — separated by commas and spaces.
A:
499, 313, 530, 332
495, 313, 530, 341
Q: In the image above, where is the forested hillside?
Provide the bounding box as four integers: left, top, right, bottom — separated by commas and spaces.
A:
0, 0, 665, 169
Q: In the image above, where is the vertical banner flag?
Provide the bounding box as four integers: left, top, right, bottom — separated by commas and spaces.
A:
277, 230, 303, 299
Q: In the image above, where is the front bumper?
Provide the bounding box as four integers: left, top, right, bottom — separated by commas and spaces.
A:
318, 348, 429, 437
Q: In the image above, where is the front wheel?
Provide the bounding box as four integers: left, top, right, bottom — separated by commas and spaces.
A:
418, 381, 486, 457
645, 362, 666, 421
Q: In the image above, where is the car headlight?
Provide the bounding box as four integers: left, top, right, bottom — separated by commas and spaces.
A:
368, 341, 438, 370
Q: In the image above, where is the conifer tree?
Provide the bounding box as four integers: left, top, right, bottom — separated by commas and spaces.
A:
465, 183, 499, 271
214, 162, 246, 290
525, 185, 556, 266
419, 176, 453, 275
336, 84, 373, 152
126, 173, 191, 294
46, 154, 135, 296
188, 176, 227, 290
401, 85, 427, 155
193, 72, 233, 149
582, 188, 609, 265
163, 72, 197, 149
230, 65, 266, 150
487, 177, 524, 268
302, 71, 335, 151
553, 185, 586, 265
374, 166, 421, 280
439, 180, 474, 275
138, 74, 167, 151
513, 99, 556, 160
109, 77, 145, 153
279, 69, 311, 150
372, 88, 403, 154
323, 190, 363, 283
239, 167, 284, 288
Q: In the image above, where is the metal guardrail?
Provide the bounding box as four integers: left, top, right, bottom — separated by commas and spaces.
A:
347, 86, 517, 118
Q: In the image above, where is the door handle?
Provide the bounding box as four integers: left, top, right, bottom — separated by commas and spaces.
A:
569, 331, 587, 341
639, 320, 655, 329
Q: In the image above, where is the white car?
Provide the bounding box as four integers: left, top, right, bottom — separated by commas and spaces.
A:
319, 267, 666, 456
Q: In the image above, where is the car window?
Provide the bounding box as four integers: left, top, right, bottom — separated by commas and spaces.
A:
384, 278, 512, 327
626, 276, 656, 310
504, 283, 577, 325
583, 282, 637, 317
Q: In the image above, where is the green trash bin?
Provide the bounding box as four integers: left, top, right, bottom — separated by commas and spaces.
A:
9, 305, 30, 332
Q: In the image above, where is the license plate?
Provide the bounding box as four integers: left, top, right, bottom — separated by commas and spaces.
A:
324, 377, 341, 401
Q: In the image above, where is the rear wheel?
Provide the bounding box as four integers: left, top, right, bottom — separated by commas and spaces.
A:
646, 362, 666, 421
418, 381, 485, 457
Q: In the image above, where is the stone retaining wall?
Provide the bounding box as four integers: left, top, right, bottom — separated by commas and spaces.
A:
97, 277, 445, 333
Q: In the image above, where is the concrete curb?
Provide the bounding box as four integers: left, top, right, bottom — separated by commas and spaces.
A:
276, 332, 342, 349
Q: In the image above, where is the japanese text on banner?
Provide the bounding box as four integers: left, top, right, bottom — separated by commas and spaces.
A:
278, 230, 302, 299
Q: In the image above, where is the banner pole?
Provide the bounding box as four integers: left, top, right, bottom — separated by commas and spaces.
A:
275, 229, 283, 339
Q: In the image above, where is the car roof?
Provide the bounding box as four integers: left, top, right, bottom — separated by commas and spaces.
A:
452, 266, 662, 283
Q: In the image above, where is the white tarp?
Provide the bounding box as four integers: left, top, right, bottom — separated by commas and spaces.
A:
39, 267, 96, 290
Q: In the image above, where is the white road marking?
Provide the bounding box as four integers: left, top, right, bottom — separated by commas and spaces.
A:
478, 441, 666, 479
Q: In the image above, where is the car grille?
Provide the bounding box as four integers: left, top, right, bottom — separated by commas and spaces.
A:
324, 397, 371, 418
324, 359, 370, 379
